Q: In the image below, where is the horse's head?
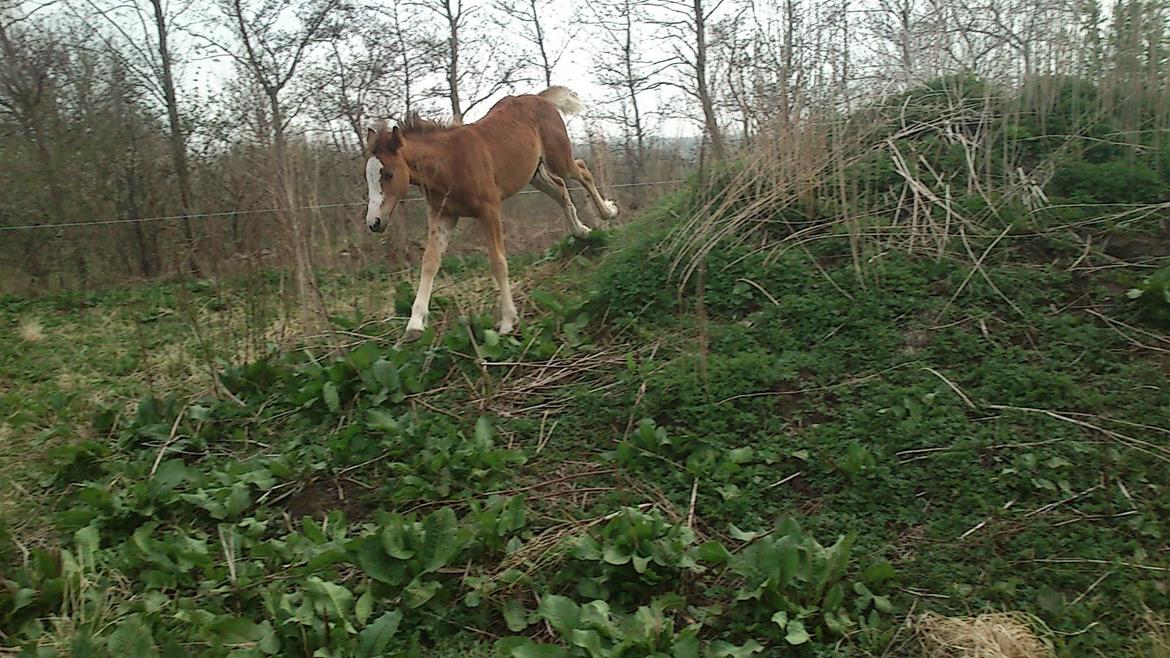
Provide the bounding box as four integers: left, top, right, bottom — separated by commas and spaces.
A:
364, 125, 409, 233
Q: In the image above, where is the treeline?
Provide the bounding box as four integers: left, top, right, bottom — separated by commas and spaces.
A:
1, 0, 1168, 294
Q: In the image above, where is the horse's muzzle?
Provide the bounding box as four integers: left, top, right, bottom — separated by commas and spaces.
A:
368, 217, 385, 233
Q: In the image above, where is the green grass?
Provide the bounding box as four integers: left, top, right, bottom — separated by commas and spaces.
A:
1, 196, 1169, 656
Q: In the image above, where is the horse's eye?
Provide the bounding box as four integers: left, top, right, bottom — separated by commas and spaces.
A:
381, 171, 393, 181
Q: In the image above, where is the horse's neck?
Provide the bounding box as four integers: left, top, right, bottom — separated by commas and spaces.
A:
402, 139, 450, 192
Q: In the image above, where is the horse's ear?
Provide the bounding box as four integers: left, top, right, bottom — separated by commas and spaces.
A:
388, 126, 403, 153
366, 127, 377, 152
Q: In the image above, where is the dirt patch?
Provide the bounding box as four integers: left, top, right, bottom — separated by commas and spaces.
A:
798, 409, 831, 427
774, 390, 803, 417
784, 472, 817, 498
1101, 223, 1170, 262
1011, 236, 1069, 267
282, 477, 374, 522
904, 328, 933, 354
18, 318, 44, 342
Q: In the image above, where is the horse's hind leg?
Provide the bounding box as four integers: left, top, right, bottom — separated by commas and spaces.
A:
531, 162, 592, 238
569, 159, 619, 220
481, 205, 518, 334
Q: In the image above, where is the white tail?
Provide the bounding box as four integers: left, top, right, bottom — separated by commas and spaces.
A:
539, 86, 583, 116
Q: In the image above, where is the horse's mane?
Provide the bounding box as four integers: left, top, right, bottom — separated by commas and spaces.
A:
397, 111, 460, 136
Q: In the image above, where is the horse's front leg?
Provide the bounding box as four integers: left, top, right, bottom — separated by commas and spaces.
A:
482, 206, 518, 334
403, 210, 457, 342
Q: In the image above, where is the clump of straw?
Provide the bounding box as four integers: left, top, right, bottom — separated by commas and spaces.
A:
914, 611, 1054, 658
18, 318, 44, 342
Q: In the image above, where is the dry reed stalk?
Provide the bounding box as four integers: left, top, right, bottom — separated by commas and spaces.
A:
664, 80, 1141, 301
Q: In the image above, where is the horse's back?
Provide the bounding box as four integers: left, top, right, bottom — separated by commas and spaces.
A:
490, 94, 576, 171
472, 94, 572, 199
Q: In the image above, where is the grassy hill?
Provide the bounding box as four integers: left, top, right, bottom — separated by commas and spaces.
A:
3, 76, 1170, 657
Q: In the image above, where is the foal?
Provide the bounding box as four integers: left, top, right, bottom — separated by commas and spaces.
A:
364, 86, 619, 342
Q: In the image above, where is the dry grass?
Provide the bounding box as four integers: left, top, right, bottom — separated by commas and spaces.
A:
913, 611, 1054, 658
18, 318, 44, 342
664, 82, 1120, 296
1136, 613, 1170, 658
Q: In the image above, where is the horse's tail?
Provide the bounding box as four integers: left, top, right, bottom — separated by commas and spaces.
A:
539, 86, 583, 116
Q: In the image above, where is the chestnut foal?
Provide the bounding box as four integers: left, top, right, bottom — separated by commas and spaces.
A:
364, 86, 619, 342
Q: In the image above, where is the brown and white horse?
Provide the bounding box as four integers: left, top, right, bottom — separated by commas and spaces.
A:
364, 86, 619, 342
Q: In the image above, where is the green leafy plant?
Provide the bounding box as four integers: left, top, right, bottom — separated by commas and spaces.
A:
356, 507, 470, 608
728, 519, 891, 642
567, 508, 703, 602
1128, 266, 1170, 326
378, 416, 527, 502
834, 442, 876, 481
495, 594, 764, 658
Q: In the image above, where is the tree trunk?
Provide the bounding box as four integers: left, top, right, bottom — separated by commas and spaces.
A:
622, 7, 646, 185
782, 0, 795, 126
394, 8, 415, 114
531, 0, 552, 87
447, 7, 463, 120
693, 0, 725, 159
899, 0, 913, 79
149, 0, 200, 276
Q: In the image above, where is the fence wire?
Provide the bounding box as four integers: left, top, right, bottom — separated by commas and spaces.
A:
0, 179, 686, 232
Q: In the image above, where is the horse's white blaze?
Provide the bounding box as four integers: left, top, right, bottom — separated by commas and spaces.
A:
365, 156, 383, 226
601, 199, 619, 219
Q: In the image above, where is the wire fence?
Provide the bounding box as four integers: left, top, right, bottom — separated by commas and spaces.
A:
0, 179, 687, 233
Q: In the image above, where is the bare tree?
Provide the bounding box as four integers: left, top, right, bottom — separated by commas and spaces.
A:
147, 0, 199, 273
589, 0, 670, 186
413, 0, 524, 121
1106, 0, 1170, 150
0, 17, 60, 281
209, 0, 341, 308
745, 0, 806, 128
66, 0, 204, 273
313, 12, 407, 151
711, 10, 753, 141
643, 0, 735, 158
860, 0, 930, 82
383, 1, 444, 117
2, 13, 179, 287
493, 0, 573, 87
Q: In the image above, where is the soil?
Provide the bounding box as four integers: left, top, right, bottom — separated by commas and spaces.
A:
283, 477, 373, 522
